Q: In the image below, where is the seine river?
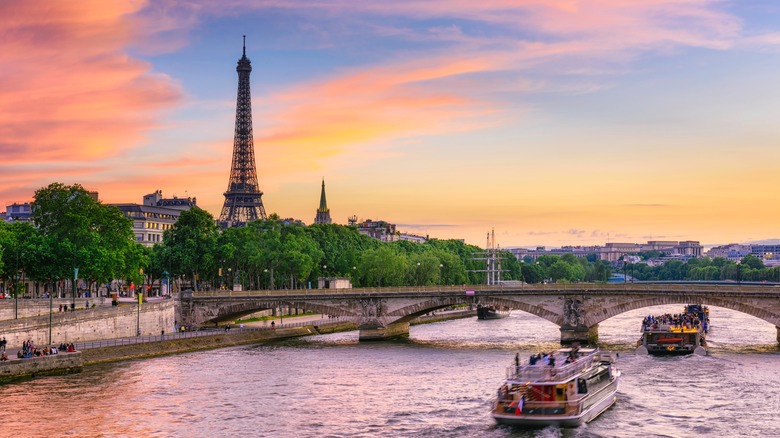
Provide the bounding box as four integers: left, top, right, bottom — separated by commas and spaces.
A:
3, 305, 780, 437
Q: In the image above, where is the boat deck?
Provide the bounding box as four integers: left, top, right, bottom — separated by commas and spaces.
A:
507, 348, 607, 383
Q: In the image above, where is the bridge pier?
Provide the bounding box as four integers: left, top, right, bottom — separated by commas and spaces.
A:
560, 324, 598, 345
359, 322, 410, 341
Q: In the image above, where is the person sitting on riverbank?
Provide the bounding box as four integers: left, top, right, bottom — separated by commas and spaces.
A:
0, 351, 7, 361
67, 343, 75, 352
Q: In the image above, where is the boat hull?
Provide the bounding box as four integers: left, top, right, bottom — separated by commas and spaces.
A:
477, 307, 509, 320
493, 374, 619, 428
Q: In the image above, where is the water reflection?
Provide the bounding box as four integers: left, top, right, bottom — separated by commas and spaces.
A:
1, 305, 779, 437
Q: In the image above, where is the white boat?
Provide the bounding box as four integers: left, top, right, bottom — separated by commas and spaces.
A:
491, 348, 620, 428
636, 304, 709, 356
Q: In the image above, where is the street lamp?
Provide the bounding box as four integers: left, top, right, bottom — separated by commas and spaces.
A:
416, 262, 421, 286
14, 249, 22, 319
137, 268, 143, 336
736, 261, 741, 285
263, 268, 268, 290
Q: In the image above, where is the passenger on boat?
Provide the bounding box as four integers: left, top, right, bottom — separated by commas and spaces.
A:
529, 354, 538, 365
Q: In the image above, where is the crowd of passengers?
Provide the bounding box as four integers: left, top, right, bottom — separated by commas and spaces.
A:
520, 347, 582, 368
642, 312, 706, 331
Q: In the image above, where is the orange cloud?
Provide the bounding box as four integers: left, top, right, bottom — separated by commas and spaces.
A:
255, 55, 504, 177
0, 1, 182, 163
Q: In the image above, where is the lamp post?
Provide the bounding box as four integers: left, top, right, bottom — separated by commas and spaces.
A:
47, 277, 52, 344
14, 249, 21, 319
263, 269, 268, 290
137, 268, 143, 336
72, 266, 78, 312
416, 262, 421, 286
736, 261, 741, 285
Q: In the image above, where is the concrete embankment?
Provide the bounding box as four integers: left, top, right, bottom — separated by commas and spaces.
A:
1, 310, 474, 375
81, 312, 473, 365
0, 352, 83, 383
81, 321, 358, 366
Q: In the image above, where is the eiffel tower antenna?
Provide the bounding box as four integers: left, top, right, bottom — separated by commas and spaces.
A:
219, 36, 267, 226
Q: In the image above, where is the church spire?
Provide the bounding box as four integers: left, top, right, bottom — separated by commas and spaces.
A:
318, 178, 328, 212
314, 178, 332, 224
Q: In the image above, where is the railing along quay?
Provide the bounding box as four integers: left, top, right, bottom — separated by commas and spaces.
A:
73, 316, 351, 351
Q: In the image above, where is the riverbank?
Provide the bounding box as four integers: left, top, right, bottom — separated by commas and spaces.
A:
81, 310, 475, 365
0, 352, 83, 383
1, 309, 476, 381
81, 320, 358, 365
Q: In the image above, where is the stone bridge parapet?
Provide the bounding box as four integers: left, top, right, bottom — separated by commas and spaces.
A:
180, 283, 780, 343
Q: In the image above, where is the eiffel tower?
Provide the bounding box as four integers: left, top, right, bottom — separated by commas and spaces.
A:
219, 36, 267, 226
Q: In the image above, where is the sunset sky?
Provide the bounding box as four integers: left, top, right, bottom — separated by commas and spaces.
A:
2, 1, 779, 248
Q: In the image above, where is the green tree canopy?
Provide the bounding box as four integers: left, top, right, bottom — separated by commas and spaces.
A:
31, 182, 136, 288
164, 207, 219, 291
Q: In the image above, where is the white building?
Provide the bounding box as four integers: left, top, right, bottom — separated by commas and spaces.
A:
112, 190, 197, 247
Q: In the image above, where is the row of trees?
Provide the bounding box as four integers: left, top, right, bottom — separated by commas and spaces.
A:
21, 182, 775, 296
624, 255, 780, 282
0, 183, 143, 297
2, 183, 534, 295
156, 208, 521, 290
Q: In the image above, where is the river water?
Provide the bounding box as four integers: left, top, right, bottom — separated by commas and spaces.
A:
3, 305, 780, 437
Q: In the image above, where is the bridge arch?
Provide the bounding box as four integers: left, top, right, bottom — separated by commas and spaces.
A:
187, 299, 359, 324
475, 296, 562, 325
388, 297, 471, 324
586, 294, 780, 328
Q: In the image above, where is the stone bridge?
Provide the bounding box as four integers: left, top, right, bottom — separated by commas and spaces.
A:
179, 283, 780, 343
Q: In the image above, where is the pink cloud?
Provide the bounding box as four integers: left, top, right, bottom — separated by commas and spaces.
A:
0, 1, 183, 164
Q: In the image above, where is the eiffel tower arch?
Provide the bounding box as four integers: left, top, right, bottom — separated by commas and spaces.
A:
219, 36, 267, 226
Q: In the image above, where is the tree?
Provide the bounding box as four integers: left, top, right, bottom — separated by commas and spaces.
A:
31, 182, 136, 297
549, 260, 573, 283
357, 246, 408, 287
521, 263, 545, 284
164, 208, 219, 291
741, 255, 765, 270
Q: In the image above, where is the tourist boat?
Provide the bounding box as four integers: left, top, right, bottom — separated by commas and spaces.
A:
477, 304, 510, 320
492, 348, 620, 428
636, 304, 708, 355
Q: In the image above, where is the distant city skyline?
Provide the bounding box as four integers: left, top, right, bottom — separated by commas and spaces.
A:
2, 2, 779, 247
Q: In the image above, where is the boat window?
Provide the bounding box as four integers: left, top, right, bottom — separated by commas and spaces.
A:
577, 378, 588, 394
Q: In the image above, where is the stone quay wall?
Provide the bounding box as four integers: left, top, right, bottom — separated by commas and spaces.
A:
0, 300, 176, 347
0, 352, 83, 383
0, 298, 98, 320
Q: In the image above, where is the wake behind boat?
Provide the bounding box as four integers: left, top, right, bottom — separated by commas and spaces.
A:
492, 347, 620, 428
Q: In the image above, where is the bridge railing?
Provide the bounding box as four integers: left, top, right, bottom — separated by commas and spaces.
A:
191, 282, 780, 298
